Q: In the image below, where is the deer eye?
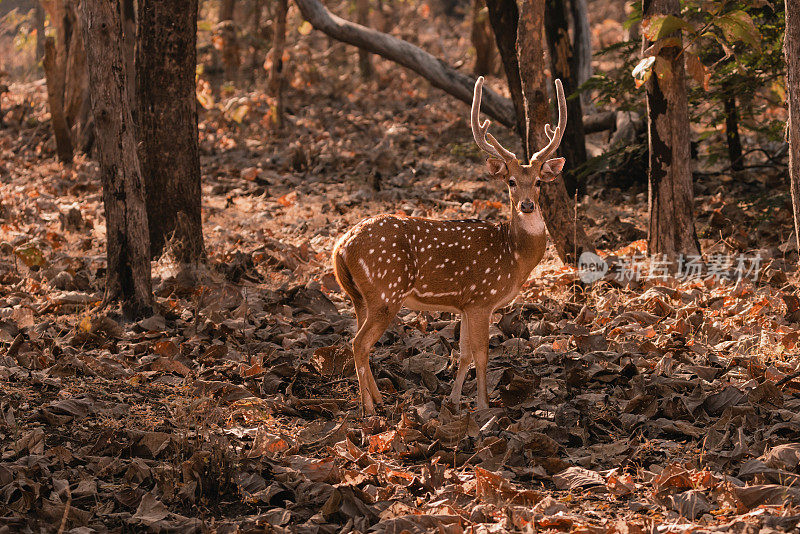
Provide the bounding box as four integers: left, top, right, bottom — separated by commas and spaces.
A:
508, 178, 517, 187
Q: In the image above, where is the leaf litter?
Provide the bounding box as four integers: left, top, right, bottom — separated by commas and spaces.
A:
2, 1, 800, 532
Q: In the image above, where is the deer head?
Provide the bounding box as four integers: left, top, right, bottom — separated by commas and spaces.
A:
471, 76, 566, 214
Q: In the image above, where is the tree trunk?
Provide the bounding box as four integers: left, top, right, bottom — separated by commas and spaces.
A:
357, 0, 375, 79
122, 0, 136, 117
41, 0, 90, 152
218, 0, 240, 82
268, 0, 288, 128
724, 96, 744, 172
43, 37, 74, 162
81, 0, 153, 318
485, 0, 527, 155
643, 0, 699, 260
517, 0, 593, 265
544, 0, 587, 197
250, 0, 263, 82
136, 0, 204, 262
569, 0, 592, 106
787, 0, 800, 252
471, 0, 495, 76
295, 0, 517, 129
34, 3, 46, 64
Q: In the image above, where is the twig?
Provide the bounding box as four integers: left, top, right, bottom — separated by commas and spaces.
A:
775, 369, 800, 387
56, 484, 72, 534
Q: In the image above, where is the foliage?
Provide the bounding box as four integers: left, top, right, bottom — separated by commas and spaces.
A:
583, 0, 786, 171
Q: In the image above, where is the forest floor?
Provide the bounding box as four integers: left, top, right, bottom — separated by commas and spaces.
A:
3, 2, 800, 533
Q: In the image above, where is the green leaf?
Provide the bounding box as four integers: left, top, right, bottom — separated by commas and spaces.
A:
715, 10, 761, 51
642, 15, 693, 41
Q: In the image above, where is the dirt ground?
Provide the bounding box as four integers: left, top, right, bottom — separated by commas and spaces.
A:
2, 1, 800, 532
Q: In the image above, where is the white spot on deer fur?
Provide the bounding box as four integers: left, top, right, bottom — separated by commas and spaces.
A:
381, 237, 386, 241
369, 249, 374, 254
485, 267, 491, 274
413, 289, 461, 298
358, 259, 373, 281
470, 284, 476, 290
381, 292, 386, 299
491, 289, 497, 295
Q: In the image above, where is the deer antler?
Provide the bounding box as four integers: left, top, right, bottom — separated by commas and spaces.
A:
471, 77, 517, 163
531, 78, 567, 163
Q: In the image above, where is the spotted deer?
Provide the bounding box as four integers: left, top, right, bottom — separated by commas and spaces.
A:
333, 76, 567, 414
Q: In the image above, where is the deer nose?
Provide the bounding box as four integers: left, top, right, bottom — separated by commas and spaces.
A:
519, 199, 535, 213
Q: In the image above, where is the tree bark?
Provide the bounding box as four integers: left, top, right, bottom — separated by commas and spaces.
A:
485, 0, 527, 154
544, 0, 587, 197
81, 0, 153, 318
122, 0, 136, 117
137, 0, 205, 262
569, 0, 592, 105
787, 0, 800, 252
41, 0, 90, 152
43, 37, 74, 162
724, 96, 743, 172
643, 0, 699, 260
218, 0, 240, 82
356, 0, 375, 78
268, 0, 288, 128
34, 3, 46, 64
250, 0, 264, 82
471, 0, 495, 76
518, 0, 593, 265
294, 0, 517, 129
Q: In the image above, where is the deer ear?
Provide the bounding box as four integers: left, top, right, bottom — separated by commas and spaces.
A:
486, 157, 508, 178
540, 157, 565, 181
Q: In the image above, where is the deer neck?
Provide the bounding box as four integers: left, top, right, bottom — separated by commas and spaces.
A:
508, 205, 547, 272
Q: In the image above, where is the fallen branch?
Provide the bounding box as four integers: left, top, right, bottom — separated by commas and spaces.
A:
295, 0, 615, 136
294, 0, 517, 129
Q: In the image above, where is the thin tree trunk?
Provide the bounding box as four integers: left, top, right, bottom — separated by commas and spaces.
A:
544, 0, 587, 197
724, 96, 744, 172
43, 37, 74, 162
787, 0, 800, 252
251, 0, 263, 82
471, 0, 495, 76
34, 3, 46, 64
137, 0, 205, 262
643, 0, 699, 260
485, 0, 527, 154
569, 0, 592, 107
518, 0, 593, 265
42, 0, 90, 152
268, 0, 288, 128
357, 0, 375, 79
218, 0, 240, 82
81, 0, 152, 318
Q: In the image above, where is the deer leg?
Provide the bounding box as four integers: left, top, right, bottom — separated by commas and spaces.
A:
449, 313, 473, 406
352, 303, 397, 414
466, 309, 491, 411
